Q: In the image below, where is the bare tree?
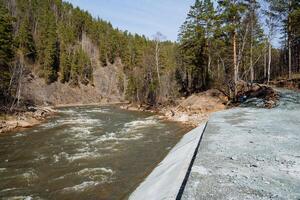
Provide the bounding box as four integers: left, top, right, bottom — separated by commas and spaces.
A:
152, 32, 166, 90
233, 26, 238, 96
288, 0, 292, 80
264, 7, 276, 85
9, 52, 25, 111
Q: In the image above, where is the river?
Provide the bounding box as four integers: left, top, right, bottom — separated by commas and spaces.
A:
0, 106, 191, 200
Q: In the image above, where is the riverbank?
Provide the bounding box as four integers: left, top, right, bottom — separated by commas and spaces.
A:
0, 83, 278, 134
121, 89, 228, 127
269, 74, 300, 91
0, 90, 221, 133
121, 83, 280, 126
0, 100, 129, 134
0, 107, 56, 134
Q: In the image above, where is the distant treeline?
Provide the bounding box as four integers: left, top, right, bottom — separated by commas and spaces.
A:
0, 0, 300, 107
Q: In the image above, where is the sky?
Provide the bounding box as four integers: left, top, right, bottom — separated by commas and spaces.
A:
65, 0, 195, 42
65, 0, 281, 47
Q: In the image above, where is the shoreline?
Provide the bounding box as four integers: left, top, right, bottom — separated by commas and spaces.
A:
0, 83, 280, 134
0, 100, 128, 135
53, 101, 128, 108
0, 89, 228, 134
0, 107, 57, 134
120, 104, 217, 127
119, 89, 229, 127
0, 100, 198, 135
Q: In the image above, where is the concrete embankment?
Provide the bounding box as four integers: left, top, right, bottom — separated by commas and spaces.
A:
130, 89, 300, 200
181, 89, 300, 200
129, 124, 207, 200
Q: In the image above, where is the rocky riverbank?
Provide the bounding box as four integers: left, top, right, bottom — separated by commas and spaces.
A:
270, 78, 300, 91
121, 84, 279, 126
235, 81, 279, 108
121, 89, 228, 127
0, 107, 56, 134
0, 84, 279, 133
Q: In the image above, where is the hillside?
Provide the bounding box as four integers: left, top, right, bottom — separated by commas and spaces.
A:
0, 0, 178, 109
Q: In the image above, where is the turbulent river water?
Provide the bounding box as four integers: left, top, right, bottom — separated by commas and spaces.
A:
0, 106, 191, 200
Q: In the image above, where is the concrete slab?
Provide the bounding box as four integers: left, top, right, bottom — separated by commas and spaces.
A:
181, 89, 300, 200
129, 124, 206, 200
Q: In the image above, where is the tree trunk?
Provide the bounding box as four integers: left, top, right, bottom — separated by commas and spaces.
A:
250, 21, 254, 84
268, 42, 272, 85
233, 29, 238, 97
288, 37, 292, 79
264, 48, 267, 80
208, 54, 211, 75
155, 41, 161, 89
217, 58, 220, 79
288, 0, 292, 79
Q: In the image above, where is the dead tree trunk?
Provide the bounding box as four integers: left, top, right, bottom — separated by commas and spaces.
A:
288, 0, 292, 79
155, 40, 161, 89
268, 41, 272, 85
264, 48, 267, 80
233, 29, 238, 97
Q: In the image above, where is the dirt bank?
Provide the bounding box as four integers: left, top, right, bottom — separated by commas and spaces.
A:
0, 107, 56, 134
22, 63, 125, 106
121, 84, 279, 126
270, 78, 300, 91
235, 81, 279, 108
121, 89, 228, 127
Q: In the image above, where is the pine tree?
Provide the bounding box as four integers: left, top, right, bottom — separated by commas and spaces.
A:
178, 0, 215, 94
37, 7, 58, 84
218, 0, 246, 96
16, 17, 36, 61
267, 0, 300, 79
0, 2, 14, 97
59, 49, 71, 83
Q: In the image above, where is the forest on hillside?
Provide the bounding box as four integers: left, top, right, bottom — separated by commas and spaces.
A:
0, 0, 300, 110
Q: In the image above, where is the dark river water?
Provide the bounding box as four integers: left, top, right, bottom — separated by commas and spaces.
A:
0, 106, 191, 200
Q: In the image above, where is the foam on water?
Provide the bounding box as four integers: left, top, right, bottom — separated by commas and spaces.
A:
69, 126, 94, 139
33, 153, 47, 162
85, 108, 110, 113
0, 188, 18, 193
12, 133, 24, 138
4, 196, 34, 200
58, 109, 77, 114
91, 117, 161, 144
77, 168, 114, 182
124, 119, 158, 129
62, 181, 100, 192
40, 121, 58, 129
54, 151, 101, 163
78, 167, 114, 175
0, 168, 6, 173
121, 117, 161, 134
57, 117, 101, 126
92, 132, 143, 144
